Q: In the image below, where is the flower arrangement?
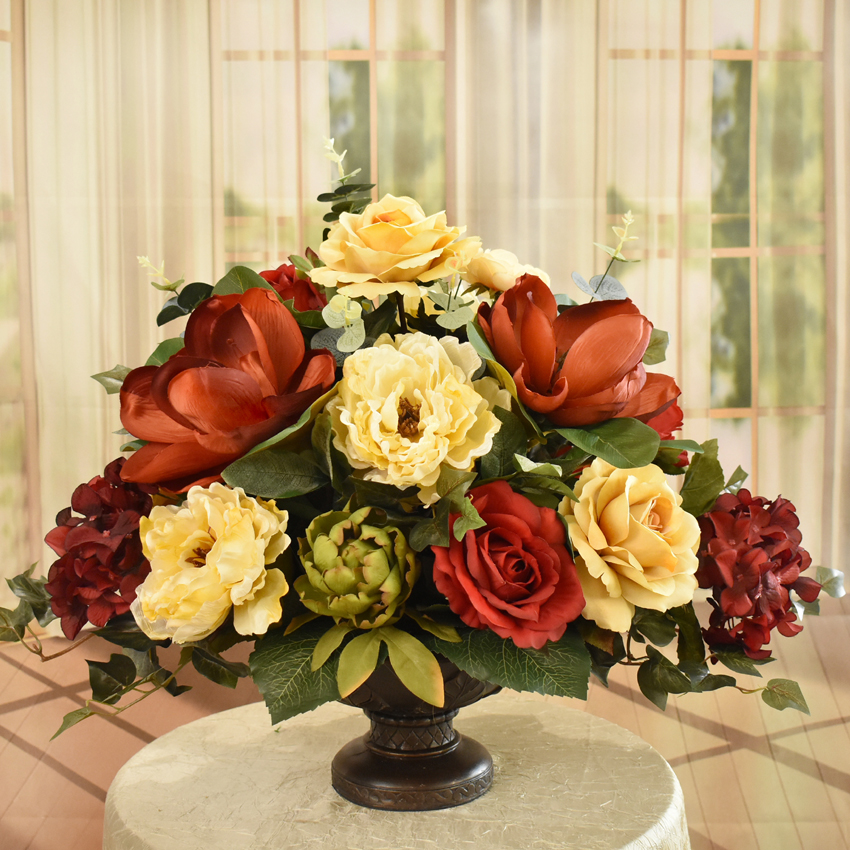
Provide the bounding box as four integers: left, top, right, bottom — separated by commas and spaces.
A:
2, 147, 844, 736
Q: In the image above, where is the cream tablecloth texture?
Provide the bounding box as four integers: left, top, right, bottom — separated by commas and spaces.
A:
103, 691, 690, 850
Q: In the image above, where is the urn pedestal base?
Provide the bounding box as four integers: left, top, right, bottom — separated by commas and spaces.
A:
331, 706, 494, 810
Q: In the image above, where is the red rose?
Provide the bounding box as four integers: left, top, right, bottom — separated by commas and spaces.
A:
119, 288, 336, 491
259, 263, 327, 312
44, 458, 156, 639
646, 401, 689, 467
696, 490, 820, 659
477, 275, 680, 426
432, 481, 585, 649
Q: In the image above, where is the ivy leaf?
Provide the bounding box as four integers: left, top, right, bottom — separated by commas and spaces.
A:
51, 708, 96, 740
212, 265, 275, 296
723, 465, 749, 495
692, 673, 737, 692
87, 654, 138, 705
145, 338, 185, 367
553, 419, 660, 469
452, 497, 486, 541
711, 647, 774, 677
630, 608, 677, 647
637, 646, 692, 710
762, 678, 810, 714
679, 438, 725, 516
249, 620, 342, 724
426, 626, 592, 700
223, 448, 327, 499
91, 364, 132, 394
815, 567, 845, 599
642, 328, 670, 365
0, 600, 33, 641
6, 570, 56, 627
95, 614, 162, 651
669, 603, 705, 665
190, 647, 250, 689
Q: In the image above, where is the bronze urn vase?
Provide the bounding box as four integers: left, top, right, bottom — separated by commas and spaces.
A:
332, 657, 501, 811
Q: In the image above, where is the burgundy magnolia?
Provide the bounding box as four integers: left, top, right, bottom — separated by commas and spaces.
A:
696, 489, 821, 659
432, 481, 585, 649
477, 275, 680, 426
44, 458, 156, 640
259, 263, 327, 312
120, 288, 337, 491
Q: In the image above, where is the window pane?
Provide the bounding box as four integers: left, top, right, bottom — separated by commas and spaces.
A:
711, 417, 752, 483
377, 0, 444, 51
377, 60, 445, 214
711, 257, 751, 408
712, 0, 754, 49
757, 61, 823, 247
759, 0, 824, 52
758, 254, 825, 408
329, 60, 371, 183
711, 60, 751, 224
326, 0, 370, 50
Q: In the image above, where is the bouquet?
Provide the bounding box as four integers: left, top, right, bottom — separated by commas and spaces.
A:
3, 147, 843, 736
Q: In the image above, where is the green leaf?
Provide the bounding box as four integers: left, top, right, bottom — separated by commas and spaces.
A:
6, 571, 55, 627
637, 657, 670, 710
692, 673, 737, 692
312, 623, 353, 671
723, 464, 749, 494
465, 320, 496, 361
816, 566, 846, 599
630, 609, 677, 647
427, 626, 592, 701
436, 306, 476, 330
87, 654, 138, 705
337, 630, 383, 698
249, 619, 342, 724
190, 647, 249, 689
122, 647, 161, 679
242, 387, 337, 456
711, 647, 774, 677
51, 707, 96, 740
659, 439, 704, 453
643, 328, 670, 365
669, 603, 705, 665
679, 438, 725, 516
145, 338, 185, 367
453, 497, 486, 541
156, 282, 214, 325
0, 600, 33, 641
409, 507, 450, 551
480, 407, 527, 480
554, 419, 660, 469
223, 448, 328, 499
337, 321, 367, 352
762, 678, 810, 714
95, 614, 161, 651
350, 478, 417, 511
381, 627, 444, 707
213, 265, 275, 296
513, 455, 562, 477
91, 364, 132, 394
289, 253, 316, 275
637, 646, 692, 710
406, 611, 461, 643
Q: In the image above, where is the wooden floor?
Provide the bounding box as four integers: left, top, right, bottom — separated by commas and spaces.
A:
1, 598, 849, 850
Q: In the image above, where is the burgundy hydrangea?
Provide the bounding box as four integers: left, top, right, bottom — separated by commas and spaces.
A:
696, 489, 821, 659
259, 262, 327, 312
44, 458, 158, 639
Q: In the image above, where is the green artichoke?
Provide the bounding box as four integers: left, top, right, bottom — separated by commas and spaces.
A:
295, 507, 419, 628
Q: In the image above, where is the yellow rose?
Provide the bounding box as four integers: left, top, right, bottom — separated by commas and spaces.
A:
460, 248, 550, 292
309, 194, 472, 300
131, 483, 291, 644
558, 460, 699, 632
327, 332, 510, 505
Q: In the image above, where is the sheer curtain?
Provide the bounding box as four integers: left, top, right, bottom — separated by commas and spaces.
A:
2, 0, 847, 609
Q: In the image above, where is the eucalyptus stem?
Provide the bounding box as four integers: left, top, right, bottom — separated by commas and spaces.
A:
394, 292, 408, 333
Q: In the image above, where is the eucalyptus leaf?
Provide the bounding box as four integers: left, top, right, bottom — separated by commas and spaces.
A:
436, 306, 476, 330
337, 321, 366, 352
815, 566, 845, 599
587, 274, 628, 301
464, 320, 496, 362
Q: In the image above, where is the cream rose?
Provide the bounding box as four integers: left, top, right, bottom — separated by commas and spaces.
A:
309, 194, 474, 300
460, 248, 550, 292
131, 483, 291, 643
558, 460, 700, 632
327, 332, 510, 504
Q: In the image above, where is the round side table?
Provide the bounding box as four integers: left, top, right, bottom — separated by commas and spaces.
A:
104, 692, 690, 850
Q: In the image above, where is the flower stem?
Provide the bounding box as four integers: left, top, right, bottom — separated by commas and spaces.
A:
394, 292, 408, 333
39, 631, 95, 661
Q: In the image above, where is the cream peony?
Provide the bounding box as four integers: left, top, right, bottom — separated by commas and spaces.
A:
327, 332, 510, 504
558, 460, 700, 632
309, 194, 475, 300
460, 248, 550, 292
131, 483, 291, 643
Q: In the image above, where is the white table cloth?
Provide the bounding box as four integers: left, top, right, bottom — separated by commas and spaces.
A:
104, 691, 690, 850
